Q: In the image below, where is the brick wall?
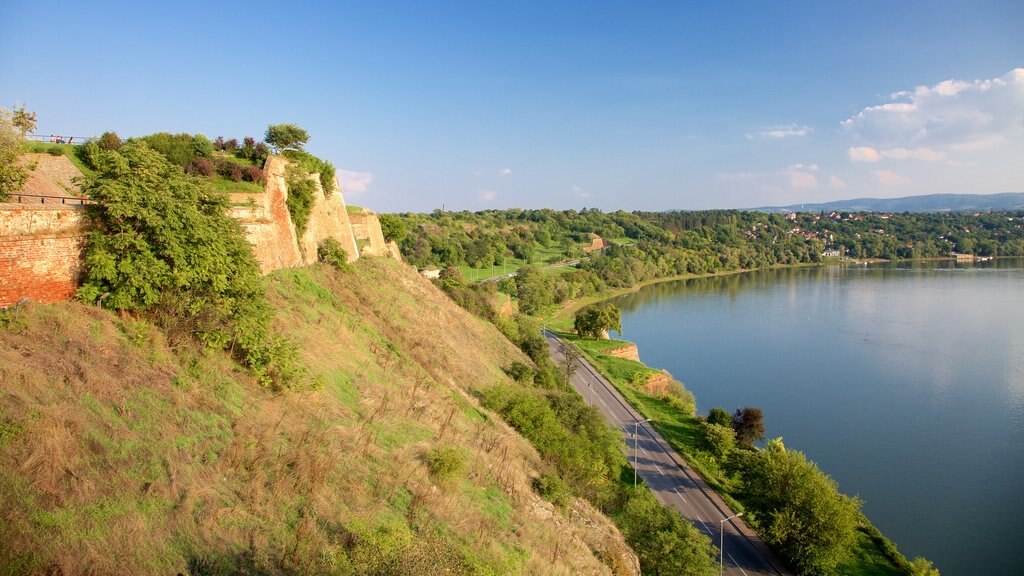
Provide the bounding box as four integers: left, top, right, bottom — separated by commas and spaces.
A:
0, 205, 88, 307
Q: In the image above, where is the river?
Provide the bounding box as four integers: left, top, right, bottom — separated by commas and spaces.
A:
611, 260, 1024, 576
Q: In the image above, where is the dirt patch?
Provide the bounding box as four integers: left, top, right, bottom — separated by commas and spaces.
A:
19, 154, 84, 198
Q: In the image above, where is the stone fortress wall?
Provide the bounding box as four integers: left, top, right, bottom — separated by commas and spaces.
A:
0, 154, 397, 307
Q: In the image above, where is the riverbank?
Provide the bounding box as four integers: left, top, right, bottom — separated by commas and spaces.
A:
557, 329, 921, 576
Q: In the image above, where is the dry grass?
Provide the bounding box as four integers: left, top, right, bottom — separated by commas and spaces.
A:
0, 259, 637, 575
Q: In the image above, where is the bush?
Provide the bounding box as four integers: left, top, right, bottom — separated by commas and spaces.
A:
96, 131, 122, 151
534, 472, 572, 508
47, 146, 63, 156
224, 138, 238, 151
318, 238, 352, 271
285, 164, 316, 237
136, 132, 213, 167
76, 140, 102, 170
216, 158, 243, 182
187, 157, 216, 177
426, 445, 466, 482
242, 165, 264, 184
76, 141, 306, 390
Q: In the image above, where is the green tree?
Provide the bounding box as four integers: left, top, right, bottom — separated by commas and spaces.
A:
265, 123, 310, 153
707, 406, 732, 428
700, 422, 736, 460
0, 107, 31, 201
379, 213, 408, 243
514, 265, 552, 314
615, 490, 718, 576
573, 302, 622, 338
76, 141, 303, 388
740, 446, 861, 575
11, 105, 37, 135
731, 406, 766, 448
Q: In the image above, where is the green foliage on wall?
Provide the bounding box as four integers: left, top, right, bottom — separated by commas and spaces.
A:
285, 164, 317, 238
76, 141, 305, 389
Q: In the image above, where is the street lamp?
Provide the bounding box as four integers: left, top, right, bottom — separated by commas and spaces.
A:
719, 512, 743, 576
633, 418, 651, 487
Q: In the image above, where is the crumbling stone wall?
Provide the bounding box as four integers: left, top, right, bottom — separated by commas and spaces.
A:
0, 205, 88, 306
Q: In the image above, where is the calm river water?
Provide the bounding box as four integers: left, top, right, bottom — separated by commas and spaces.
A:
611, 260, 1024, 576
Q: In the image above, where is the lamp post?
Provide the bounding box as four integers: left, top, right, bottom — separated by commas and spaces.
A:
719, 512, 743, 575
633, 418, 651, 487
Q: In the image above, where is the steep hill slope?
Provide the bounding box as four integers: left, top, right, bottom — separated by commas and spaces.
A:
0, 259, 637, 575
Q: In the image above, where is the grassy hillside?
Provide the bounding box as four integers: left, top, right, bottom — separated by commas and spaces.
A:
0, 259, 636, 575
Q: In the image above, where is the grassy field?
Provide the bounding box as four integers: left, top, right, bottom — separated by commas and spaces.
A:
458, 243, 576, 282
558, 330, 906, 576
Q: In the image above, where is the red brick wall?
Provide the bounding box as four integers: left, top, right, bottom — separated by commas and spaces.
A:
0, 205, 88, 307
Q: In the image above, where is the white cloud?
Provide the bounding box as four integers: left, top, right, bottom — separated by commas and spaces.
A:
478, 190, 497, 202
848, 146, 946, 162
337, 169, 373, 194
786, 170, 818, 189
872, 169, 911, 186
747, 124, 813, 139
842, 68, 1024, 150
498, 168, 512, 177
849, 146, 883, 162
829, 175, 847, 189
571, 185, 590, 198
786, 163, 818, 171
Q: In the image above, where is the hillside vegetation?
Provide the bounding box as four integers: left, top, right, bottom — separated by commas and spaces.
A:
0, 260, 639, 575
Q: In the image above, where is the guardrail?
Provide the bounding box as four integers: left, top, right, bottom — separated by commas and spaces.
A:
4, 193, 94, 205
26, 134, 92, 145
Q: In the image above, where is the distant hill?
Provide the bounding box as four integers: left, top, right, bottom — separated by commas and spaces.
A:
752, 192, 1024, 213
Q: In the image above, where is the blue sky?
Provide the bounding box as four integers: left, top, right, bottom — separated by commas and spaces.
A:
2, 1, 1021, 213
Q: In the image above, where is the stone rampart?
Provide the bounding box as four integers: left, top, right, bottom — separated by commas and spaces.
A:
348, 210, 389, 257
0, 204, 88, 306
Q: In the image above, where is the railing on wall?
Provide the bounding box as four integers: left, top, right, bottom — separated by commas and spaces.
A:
6, 193, 94, 205
26, 134, 92, 145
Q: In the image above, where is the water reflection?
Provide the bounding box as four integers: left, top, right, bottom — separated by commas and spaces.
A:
612, 259, 1024, 576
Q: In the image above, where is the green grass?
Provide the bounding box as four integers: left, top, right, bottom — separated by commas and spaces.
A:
458, 243, 581, 282
206, 175, 263, 195
346, 204, 367, 214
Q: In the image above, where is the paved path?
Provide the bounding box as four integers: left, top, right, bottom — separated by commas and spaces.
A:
544, 331, 792, 576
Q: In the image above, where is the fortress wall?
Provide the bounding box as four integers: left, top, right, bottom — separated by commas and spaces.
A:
233, 155, 302, 274
298, 174, 360, 264
0, 205, 88, 307
348, 211, 389, 257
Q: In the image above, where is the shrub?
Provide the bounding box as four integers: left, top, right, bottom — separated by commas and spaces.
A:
224, 138, 238, 151
75, 140, 102, 170
285, 164, 316, 237
187, 157, 216, 177
96, 131, 122, 151
76, 141, 306, 390
47, 146, 63, 156
319, 160, 335, 196
136, 132, 213, 167
242, 165, 264, 184
213, 136, 225, 150
503, 361, 534, 384
534, 472, 572, 508
317, 238, 352, 271
426, 445, 466, 482
216, 158, 243, 182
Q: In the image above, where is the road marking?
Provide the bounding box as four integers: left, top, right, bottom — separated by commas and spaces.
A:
695, 516, 713, 536
672, 487, 686, 503
655, 464, 664, 475
727, 553, 748, 575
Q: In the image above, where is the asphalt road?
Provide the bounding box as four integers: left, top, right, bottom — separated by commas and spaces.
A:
544, 331, 792, 576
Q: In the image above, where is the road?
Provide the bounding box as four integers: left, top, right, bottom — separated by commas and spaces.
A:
544, 331, 791, 576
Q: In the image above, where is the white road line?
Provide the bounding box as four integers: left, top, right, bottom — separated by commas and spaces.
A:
695, 516, 713, 536
727, 553, 748, 575
672, 487, 687, 503
655, 464, 664, 475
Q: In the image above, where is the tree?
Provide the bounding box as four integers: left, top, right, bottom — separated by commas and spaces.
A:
265, 123, 310, 153
76, 141, 303, 388
0, 107, 31, 201
574, 302, 622, 338
740, 447, 861, 575
379, 213, 409, 243
514, 265, 552, 314
707, 406, 731, 427
11, 105, 36, 135
700, 422, 735, 461
731, 406, 766, 448
616, 490, 718, 576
